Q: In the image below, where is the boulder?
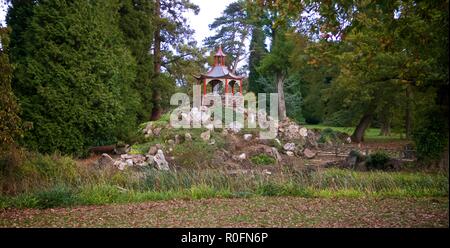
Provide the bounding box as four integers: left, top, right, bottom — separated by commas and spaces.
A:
97, 153, 115, 168
148, 146, 158, 155
209, 139, 216, 145
200, 130, 211, 141
303, 148, 317, 159
184, 133, 192, 141
243, 134, 253, 141
283, 142, 296, 152
167, 139, 175, 146
286, 151, 295, 157
153, 150, 170, 171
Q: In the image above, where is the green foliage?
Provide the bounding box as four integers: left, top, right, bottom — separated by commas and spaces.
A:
8, 0, 138, 156
413, 106, 449, 162
366, 152, 391, 171
251, 154, 275, 165
0, 27, 22, 153
119, 0, 155, 122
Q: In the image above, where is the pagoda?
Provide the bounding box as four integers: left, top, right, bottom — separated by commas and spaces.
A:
195, 45, 245, 97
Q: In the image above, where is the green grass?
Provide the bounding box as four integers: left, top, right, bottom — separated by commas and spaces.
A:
303, 124, 405, 141
1, 166, 447, 209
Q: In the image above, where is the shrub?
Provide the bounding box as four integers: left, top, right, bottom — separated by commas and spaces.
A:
318, 128, 338, 144
251, 154, 276, 165
366, 152, 391, 170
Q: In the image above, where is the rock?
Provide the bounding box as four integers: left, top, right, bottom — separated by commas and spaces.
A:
153, 127, 162, 136
228, 121, 243, 134
238, 153, 246, 160
120, 154, 132, 160
243, 134, 253, 141
155, 144, 163, 149
148, 146, 158, 155
283, 142, 296, 151
184, 133, 192, 141
145, 155, 155, 165
205, 123, 214, 131
271, 147, 282, 163
167, 139, 175, 146
306, 130, 318, 148
200, 130, 211, 141
153, 150, 170, 171
263, 169, 272, 175
221, 129, 229, 136
286, 151, 295, 157
299, 127, 308, 137
191, 107, 202, 124
125, 159, 134, 167
131, 154, 146, 164
97, 153, 115, 168
303, 148, 316, 159
143, 122, 153, 134
144, 130, 153, 139
114, 145, 130, 155
114, 160, 127, 171
209, 139, 216, 145
346, 137, 352, 144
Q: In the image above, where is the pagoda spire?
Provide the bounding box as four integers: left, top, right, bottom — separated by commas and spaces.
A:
214, 45, 226, 66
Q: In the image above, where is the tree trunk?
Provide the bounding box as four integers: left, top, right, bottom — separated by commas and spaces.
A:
276, 72, 287, 121
405, 86, 412, 138
351, 113, 373, 143
151, 0, 162, 121
379, 109, 391, 136
379, 120, 391, 136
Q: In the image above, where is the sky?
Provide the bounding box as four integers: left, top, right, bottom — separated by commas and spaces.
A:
0, 0, 235, 44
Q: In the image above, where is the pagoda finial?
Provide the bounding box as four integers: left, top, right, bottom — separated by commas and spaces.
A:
215, 45, 226, 57
214, 45, 226, 66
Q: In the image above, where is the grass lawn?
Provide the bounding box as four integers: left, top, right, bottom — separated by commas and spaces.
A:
0, 197, 447, 227
303, 124, 405, 141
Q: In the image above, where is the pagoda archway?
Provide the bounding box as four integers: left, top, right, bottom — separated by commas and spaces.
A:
195, 45, 245, 97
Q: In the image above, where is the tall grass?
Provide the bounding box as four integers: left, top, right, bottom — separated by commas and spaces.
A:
0, 153, 447, 209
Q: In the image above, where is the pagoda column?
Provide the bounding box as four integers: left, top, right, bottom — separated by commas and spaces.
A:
239, 80, 243, 95
225, 79, 228, 94
203, 79, 207, 96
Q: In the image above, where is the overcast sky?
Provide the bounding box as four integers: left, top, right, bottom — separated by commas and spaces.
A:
0, 0, 235, 44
